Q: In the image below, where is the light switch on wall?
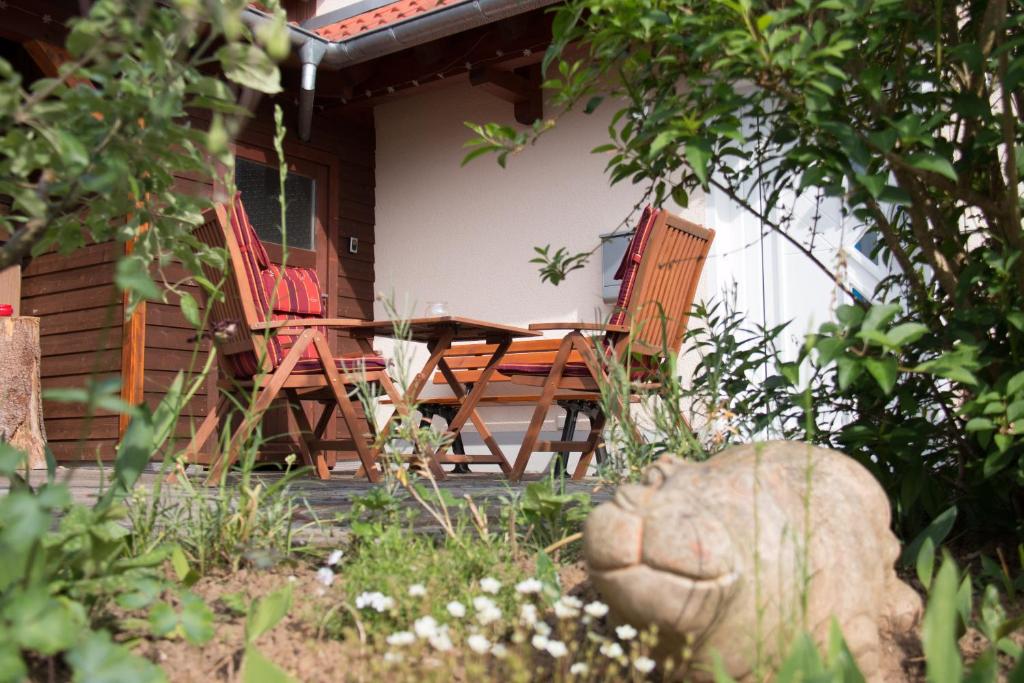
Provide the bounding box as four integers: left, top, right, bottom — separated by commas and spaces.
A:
348, 237, 359, 254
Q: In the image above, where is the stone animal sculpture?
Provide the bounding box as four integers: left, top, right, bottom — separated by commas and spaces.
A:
584, 441, 921, 681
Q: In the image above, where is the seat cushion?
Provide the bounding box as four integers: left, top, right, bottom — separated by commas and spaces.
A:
497, 361, 593, 377
609, 206, 658, 326
293, 354, 388, 374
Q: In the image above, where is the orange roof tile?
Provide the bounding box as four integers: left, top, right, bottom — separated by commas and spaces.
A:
314, 0, 471, 41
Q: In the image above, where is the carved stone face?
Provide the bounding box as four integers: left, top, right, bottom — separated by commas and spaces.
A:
584, 456, 741, 640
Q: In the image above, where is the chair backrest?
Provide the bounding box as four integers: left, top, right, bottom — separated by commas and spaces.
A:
193, 201, 268, 373
614, 210, 715, 356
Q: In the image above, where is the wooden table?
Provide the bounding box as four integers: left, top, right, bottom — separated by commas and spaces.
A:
351, 316, 539, 480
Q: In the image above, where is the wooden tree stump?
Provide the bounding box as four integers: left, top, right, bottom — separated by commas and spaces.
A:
0, 316, 47, 469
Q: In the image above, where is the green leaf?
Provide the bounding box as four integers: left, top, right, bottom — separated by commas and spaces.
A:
241, 646, 296, 683
115, 258, 161, 301
584, 96, 604, 114
965, 417, 995, 432
684, 138, 712, 186
901, 506, 957, 565
246, 583, 293, 645
861, 303, 901, 332
0, 443, 26, 477
116, 577, 164, 611
1007, 370, 1024, 396
905, 153, 958, 181
0, 641, 26, 683
864, 357, 898, 395
836, 357, 863, 390
922, 557, 963, 683
170, 545, 199, 587
217, 44, 282, 95
66, 631, 166, 683
535, 550, 561, 602
887, 323, 928, 347
7, 592, 86, 655
178, 292, 201, 329
180, 592, 215, 645
916, 536, 936, 590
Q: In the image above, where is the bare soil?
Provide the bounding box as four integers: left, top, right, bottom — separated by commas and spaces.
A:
130, 561, 957, 683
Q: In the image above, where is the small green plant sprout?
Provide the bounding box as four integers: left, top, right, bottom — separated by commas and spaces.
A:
240, 583, 295, 683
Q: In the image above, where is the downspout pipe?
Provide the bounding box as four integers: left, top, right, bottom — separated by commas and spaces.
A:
297, 40, 326, 142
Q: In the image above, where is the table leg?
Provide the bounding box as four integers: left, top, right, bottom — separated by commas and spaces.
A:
438, 337, 513, 475
382, 328, 456, 480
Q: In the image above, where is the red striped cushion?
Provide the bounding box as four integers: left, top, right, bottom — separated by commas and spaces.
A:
223, 194, 329, 377
260, 264, 324, 316
292, 354, 388, 374
609, 207, 658, 326
496, 361, 593, 377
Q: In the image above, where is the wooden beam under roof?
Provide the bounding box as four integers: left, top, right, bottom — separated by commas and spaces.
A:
469, 64, 542, 124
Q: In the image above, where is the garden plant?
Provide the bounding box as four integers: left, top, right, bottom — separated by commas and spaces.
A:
0, 0, 1021, 681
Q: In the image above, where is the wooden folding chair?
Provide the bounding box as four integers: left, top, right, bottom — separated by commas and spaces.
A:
180, 196, 401, 483
499, 208, 715, 481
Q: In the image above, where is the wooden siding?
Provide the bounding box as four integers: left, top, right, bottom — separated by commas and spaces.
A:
22, 243, 124, 462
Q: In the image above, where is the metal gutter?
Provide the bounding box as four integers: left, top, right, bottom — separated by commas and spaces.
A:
241, 0, 557, 141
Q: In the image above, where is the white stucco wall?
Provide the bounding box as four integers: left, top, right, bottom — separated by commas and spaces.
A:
373, 84, 707, 333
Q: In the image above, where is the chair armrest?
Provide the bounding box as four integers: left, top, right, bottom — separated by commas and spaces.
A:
251, 318, 365, 331
527, 322, 630, 333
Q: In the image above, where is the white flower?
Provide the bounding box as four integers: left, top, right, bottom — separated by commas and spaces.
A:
616, 624, 638, 641
570, 662, 589, 675
383, 651, 403, 664
490, 643, 508, 659
533, 621, 552, 637
428, 627, 453, 652
634, 656, 656, 673
386, 631, 415, 647
476, 605, 502, 626
326, 549, 344, 566
479, 577, 502, 594
545, 640, 568, 658
446, 601, 466, 618
408, 583, 427, 597
467, 634, 491, 654
519, 603, 538, 626
472, 596, 496, 612
413, 615, 439, 640
601, 641, 624, 659
531, 634, 549, 651
515, 578, 543, 595
553, 596, 581, 619
354, 591, 394, 612
315, 567, 335, 587
584, 601, 609, 618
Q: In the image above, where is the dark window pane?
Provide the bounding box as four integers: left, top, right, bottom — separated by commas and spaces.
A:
235, 156, 316, 250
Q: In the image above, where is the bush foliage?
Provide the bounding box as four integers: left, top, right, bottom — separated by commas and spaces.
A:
468, 0, 1024, 543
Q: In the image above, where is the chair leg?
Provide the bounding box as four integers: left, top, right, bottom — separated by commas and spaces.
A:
284, 389, 330, 480
206, 330, 317, 484
441, 405, 471, 474
169, 394, 228, 482
311, 333, 381, 483
509, 335, 575, 482
552, 403, 579, 478
572, 407, 606, 480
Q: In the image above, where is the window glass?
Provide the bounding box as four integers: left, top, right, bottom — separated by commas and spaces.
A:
235, 156, 316, 250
